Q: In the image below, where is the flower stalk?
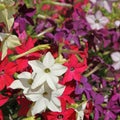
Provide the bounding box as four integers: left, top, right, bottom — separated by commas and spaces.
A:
9, 44, 50, 61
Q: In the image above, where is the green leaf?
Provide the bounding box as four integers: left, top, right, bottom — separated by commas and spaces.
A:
0, 33, 21, 60
22, 116, 35, 120
0, 8, 15, 32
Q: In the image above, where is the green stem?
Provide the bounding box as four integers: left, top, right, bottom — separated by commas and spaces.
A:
36, 27, 54, 38
9, 44, 50, 61
84, 63, 101, 77
42, 1, 72, 8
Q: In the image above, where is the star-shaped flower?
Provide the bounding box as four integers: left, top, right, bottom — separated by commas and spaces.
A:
86, 11, 109, 30
27, 83, 65, 115
28, 52, 67, 90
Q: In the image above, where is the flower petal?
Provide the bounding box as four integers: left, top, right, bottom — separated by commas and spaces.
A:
111, 52, 120, 62
31, 98, 47, 115
17, 72, 32, 79
51, 63, 67, 76
31, 74, 46, 89
48, 101, 61, 112
43, 52, 55, 68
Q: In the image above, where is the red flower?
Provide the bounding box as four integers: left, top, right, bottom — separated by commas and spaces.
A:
62, 54, 87, 84
0, 58, 16, 90
0, 94, 9, 107
0, 110, 3, 120
15, 37, 41, 71
84, 100, 93, 120
42, 99, 76, 120
17, 96, 32, 116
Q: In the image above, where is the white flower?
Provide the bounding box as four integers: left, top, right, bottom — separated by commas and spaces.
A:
75, 101, 87, 120
28, 52, 67, 90
27, 83, 65, 115
90, 0, 117, 13
111, 51, 120, 70
9, 72, 35, 94
86, 11, 109, 30
114, 20, 120, 27
97, 0, 117, 13
90, 0, 96, 4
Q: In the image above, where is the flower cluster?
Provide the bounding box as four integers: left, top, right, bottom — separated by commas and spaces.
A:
0, 0, 120, 120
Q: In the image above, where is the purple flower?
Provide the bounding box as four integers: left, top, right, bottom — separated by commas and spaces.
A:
104, 93, 120, 120
13, 4, 36, 42
75, 76, 92, 99
90, 91, 104, 120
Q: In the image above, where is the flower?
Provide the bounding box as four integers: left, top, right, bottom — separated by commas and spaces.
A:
0, 94, 9, 107
111, 51, 120, 70
42, 98, 76, 120
62, 55, 87, 84
0, 58, 16, 90
86, 10, 109, 30
75, 101, 87, 120
28, 83, 65, 115
28, 52, 67, 90
75, 77, 92, 99
9, 71, 35, 94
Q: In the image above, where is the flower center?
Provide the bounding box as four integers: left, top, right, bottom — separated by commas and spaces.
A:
0, 70, 4, 75
95, 19, 99, 23
28, 79, 33, 85
57, 114, 64, 120
44, 68, 51, 73
70, 67, 74, 71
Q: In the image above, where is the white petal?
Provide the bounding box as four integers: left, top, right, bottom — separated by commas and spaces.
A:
46, 75, 57, 90
103, 1, 112, 13
17, 72, 32, 79
31, 98, 47, 115
28, 60, 44, 73
112, 62, 120, 70
77, 111, 84, 120
99, 17, 109, 25
43, 52, 55, 68
86, 15, 95, 24
52, 97, 61, 106
9, 80, 26, 90
25, 92, 42, 102
111, 52, 120, 62
95, 11, 102, 19
48, 101, 61, 112
51, 63, 67, 76
31, 74, 46, 89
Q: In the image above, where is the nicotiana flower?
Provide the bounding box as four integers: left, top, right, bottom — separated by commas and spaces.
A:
111, 51, 120, 70
75, 101, 87, 120
28, 83, 65, 115
9, 71, 36, 94
28, 52, 67, 90
86, 10, 109, 30
90, 0, 117, 13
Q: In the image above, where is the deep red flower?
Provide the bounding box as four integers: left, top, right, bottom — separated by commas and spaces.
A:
62, 54, 87, 84
42, 99, 76, 120
0, 58, 16, 90
0, 110, 3, 120
17, 96, 32, 116
84, 100, 93, 120
15, 37, 41, 71
0, 94, 9, 107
